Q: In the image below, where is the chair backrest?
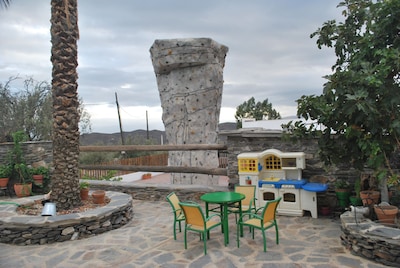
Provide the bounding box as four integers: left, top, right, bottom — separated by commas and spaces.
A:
261, 197, 281, 222
179, 202, 206, 228
166, 192, 182, 218
235, 185, 256, 206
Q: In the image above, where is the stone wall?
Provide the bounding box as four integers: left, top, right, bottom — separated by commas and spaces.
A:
220, 129, 363, 211
0, 141, 53, 167
220, 129, 361, 187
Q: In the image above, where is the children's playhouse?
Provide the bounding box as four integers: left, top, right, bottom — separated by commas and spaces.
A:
237, 149, 327, 218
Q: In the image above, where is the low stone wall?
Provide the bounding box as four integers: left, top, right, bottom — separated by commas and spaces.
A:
340, 211, 400, 267
0, 181, 225, 246
0, 191, 133, 245
87, 179, 228, 202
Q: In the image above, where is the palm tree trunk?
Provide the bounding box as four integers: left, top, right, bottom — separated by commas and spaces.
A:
50, 0, 81, 210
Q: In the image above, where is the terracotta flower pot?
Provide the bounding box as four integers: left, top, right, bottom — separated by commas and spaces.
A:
0, 177, 9, 188
141, 173, 152, 180
374, 205, 399, 225
80, 188, 89, 200
92, 190, 105, 204
360, 190, 380, 206
14, 183, 32, 197
32, 174, 44, 185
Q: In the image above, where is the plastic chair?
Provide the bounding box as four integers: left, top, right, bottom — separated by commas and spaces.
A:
228, 185, 257, 222
236, 197, 281, 252
166, 192, 185, 240
179, 201, 221, 255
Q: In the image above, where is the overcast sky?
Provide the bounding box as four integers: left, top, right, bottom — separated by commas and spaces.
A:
0, 1, 343, 133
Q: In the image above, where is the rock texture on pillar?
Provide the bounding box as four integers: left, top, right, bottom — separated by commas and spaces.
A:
150, 38, 228, 185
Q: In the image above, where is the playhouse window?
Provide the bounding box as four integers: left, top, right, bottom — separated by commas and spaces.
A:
264, 155, 281, 170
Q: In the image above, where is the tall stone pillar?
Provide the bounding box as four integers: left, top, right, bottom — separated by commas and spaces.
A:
150, 38, 228, 185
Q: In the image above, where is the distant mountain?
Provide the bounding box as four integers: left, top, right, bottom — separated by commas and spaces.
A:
80, 122, 236, 146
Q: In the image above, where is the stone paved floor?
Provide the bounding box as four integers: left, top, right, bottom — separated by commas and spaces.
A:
0, 199, 389, 268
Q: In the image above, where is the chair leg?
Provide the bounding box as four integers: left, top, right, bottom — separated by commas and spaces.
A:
173, 222, 177, 240
184, 229, 188, 249
203, 231, 207, 255
275, 224, 279, 244
262, 230, 267, 252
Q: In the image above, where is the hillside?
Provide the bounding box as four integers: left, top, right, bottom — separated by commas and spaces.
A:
80, 122, 236, 145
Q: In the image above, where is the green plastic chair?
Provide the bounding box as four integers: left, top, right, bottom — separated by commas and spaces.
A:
236, 197, 281, 252
179, 201, 222, 255
228, 185, 257, 222
166, 192, 185, 240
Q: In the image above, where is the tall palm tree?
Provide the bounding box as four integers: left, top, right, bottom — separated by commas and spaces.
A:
2, 0, 81, 209
50, 0, 81, 210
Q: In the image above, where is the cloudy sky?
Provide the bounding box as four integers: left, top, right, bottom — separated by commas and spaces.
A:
0, 0, 343, 133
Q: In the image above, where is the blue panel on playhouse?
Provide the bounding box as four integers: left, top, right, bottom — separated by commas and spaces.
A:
258, 179, 306, 189
301, 183, 328, 192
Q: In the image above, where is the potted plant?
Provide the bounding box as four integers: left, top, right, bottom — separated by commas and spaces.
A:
13, 163, 32, 197
80, 181, 89, 200
8, 131, 32, 197
349, 178, 363, 206
334, 179, 351, 208
29, 166, 49, 186
0, 164, 12, 188
360, 189, 380, 206
374, 203, 399, 225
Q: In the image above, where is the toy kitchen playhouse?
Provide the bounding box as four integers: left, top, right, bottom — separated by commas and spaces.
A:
238, 149, 327, 218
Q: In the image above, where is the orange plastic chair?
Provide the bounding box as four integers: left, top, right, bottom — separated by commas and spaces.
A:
179, 201, 221, 255
236, 197, 281, 252
166, 192, 185, 240
228, 185, 257, 222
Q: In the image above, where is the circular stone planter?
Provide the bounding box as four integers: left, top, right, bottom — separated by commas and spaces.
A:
340, 211, 400, 266
0, 191, 133, 245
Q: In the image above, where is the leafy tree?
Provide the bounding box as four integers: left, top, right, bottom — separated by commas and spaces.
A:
0, 77, 52, 141
0, 76, 92, 142
235, 97, 281, 128
286, 0, 400, 202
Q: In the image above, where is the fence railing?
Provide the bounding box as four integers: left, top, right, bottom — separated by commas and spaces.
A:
79, 144, 228, 177
80, 153, 169, 178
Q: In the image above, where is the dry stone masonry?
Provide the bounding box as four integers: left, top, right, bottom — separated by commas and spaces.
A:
150, 38, 228, 186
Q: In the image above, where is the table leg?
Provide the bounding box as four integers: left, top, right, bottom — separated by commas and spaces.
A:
223, 203, 229, 246
205, 202, 210, 239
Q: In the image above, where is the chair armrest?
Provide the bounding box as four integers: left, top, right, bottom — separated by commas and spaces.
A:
206, 213, 222, 221
238, 212, 261, 222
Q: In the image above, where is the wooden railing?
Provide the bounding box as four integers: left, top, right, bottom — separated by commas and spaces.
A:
79, 144, 228, 176
80, 153, 169, 178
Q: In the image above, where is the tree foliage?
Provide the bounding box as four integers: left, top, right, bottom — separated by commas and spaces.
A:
0, 76, 92, 142
235, 97, 281, 128
286, 0, 400, 198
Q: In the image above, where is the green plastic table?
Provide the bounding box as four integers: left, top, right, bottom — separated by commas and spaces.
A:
201, 191, 245, 246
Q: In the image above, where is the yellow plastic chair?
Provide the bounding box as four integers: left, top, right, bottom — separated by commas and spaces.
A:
236, 197, 281, 252
166, 192, 185, 240
228, 185, 257, 222
179, 201, 222, 255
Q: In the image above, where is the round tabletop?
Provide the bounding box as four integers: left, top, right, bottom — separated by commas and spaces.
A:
200, 191, 245, 204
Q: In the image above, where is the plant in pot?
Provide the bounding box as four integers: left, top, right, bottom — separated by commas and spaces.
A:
13, 163, 32, 197
79, 181, 89, 200
8, 131, 32, 197
29, 166, 49, 186
334, 179, 351, 208
0, 164, 12, 188
349, 178, 363, 206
